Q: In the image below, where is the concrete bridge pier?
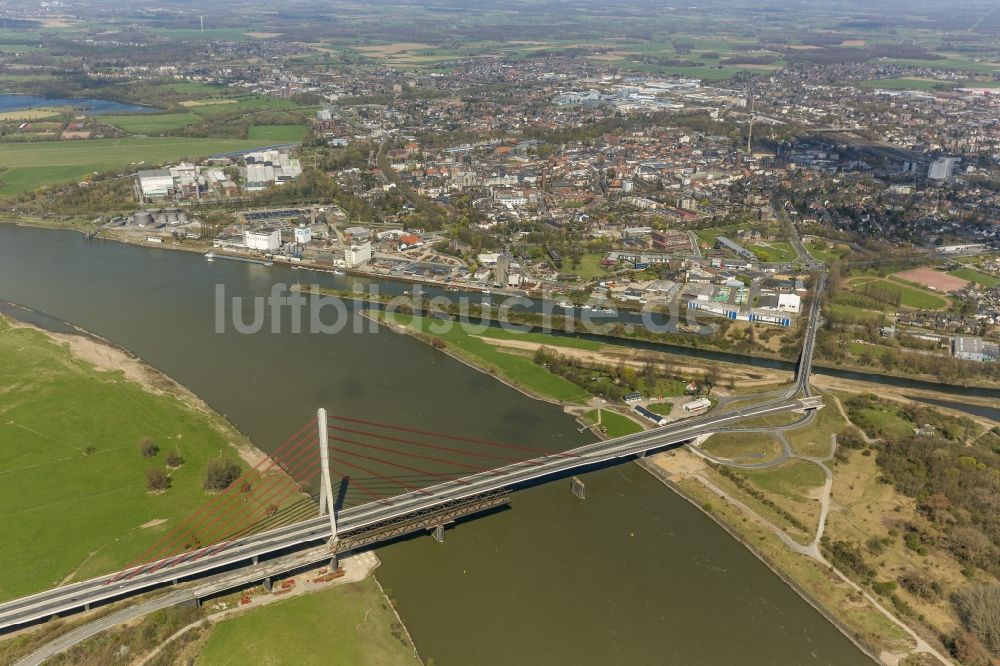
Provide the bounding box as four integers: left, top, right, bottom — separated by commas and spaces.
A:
329, 554, 339, 572
571, 477, 586, 500
432, 525, 445, 543
263, 577, 273, 593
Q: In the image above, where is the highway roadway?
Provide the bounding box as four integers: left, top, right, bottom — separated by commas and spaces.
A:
0, 273, 828, 633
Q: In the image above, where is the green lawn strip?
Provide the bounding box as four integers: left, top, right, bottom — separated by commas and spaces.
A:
734, 459, 826, 535
582, 409, 644, 437
949, 267, 1000, 288
0, 317, 293, 601
646, 401, 673, 416
384, 313, 589, 403
750, 241, 797, 263
97, 112, 200, 134
785, 395, 846, 457
474, 327, 601, 351
700, 431, 783, 463
197, 578, 418, 666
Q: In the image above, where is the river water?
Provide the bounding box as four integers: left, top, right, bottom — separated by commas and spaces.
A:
0, 225, 871, 664
0, 94, 157, 114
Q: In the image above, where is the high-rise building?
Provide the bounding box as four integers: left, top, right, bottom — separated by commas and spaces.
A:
928, 157, 959, 181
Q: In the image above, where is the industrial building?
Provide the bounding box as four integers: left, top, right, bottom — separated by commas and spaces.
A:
244, 227, 281, 251
953, 336, 998, 362
243, 150, 303, 191
343, 240, 372, 267
714, 236, 756, 262
651, 230, 692, 252
134, 170, 174, 200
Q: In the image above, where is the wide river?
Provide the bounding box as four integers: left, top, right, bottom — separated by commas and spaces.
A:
0, 225, 869, 664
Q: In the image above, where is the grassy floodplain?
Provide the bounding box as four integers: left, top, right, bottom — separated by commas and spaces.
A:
0, 315, 301, 601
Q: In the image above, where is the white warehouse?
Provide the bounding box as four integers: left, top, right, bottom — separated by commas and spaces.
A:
777, 293, 801, 314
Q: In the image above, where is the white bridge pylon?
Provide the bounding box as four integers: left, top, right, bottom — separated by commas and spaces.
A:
317, 407, 339, 544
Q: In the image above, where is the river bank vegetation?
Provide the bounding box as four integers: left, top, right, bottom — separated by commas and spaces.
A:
663, 388, 1000, 664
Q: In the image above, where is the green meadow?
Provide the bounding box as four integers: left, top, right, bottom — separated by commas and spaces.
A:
248, 124, 308, 142
98, 112, 200, 134
0, 316, 304, 600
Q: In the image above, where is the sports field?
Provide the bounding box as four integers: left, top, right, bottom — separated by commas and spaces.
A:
891, 266, 969, 292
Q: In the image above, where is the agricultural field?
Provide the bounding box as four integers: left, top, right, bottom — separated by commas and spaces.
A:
248, 124, 308, 142
0, 316, 304, 601
0, 136, 266, 196
0, 107, 68, 121
97, 112, 200, 134
0, 165, 88, 196
179, 99, 238, 108
858, 78, 955, 90
187, 96, 303, 116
